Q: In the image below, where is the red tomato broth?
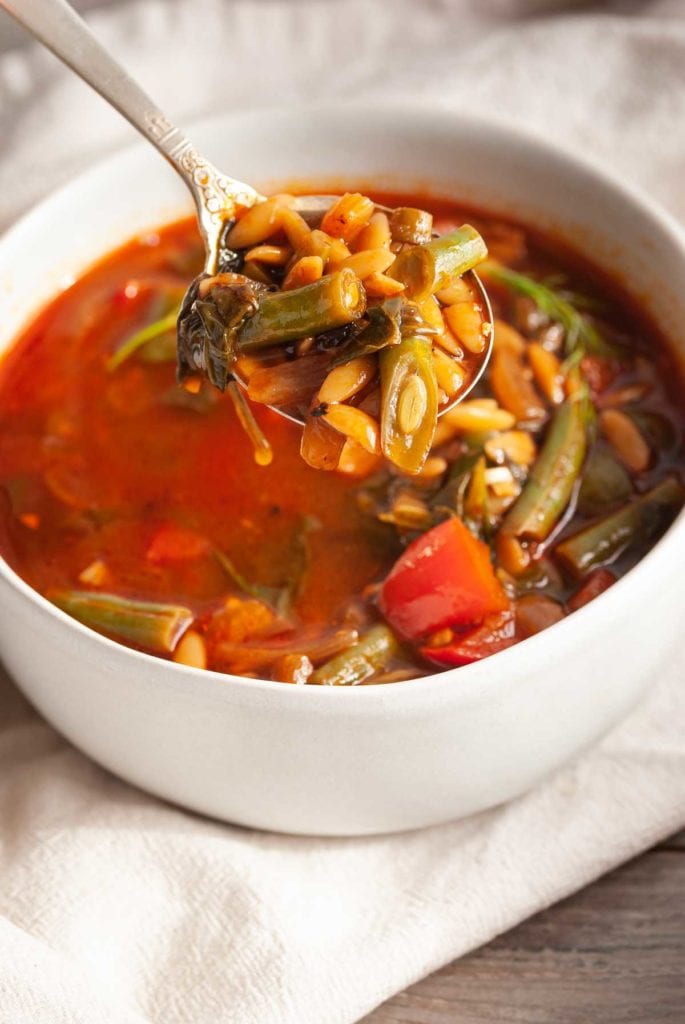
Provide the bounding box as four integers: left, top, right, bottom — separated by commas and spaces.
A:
1, 193, 684, 683
0, 221, 394, 636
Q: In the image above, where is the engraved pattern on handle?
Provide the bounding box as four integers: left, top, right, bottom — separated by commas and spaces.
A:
145, 112, 263, 270
1, 0, 263, 271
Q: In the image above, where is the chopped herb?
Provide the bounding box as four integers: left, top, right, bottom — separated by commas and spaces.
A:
214, 549, 287, 612
215, 516, 320, 617
481, 261, 614, 358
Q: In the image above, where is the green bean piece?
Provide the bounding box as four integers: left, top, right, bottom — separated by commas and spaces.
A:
389, 207, 434, 245
310, 624, 402, 686
501, 397, 590, 542
391, 225, 488, 300
555, 476, 685, 577
237, 269, 366, 351
49, 590, 193, 653
577, 444, 633, 517
380, 335, 439, 474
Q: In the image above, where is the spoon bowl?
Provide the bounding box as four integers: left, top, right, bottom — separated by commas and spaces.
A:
224, 194, 494, 425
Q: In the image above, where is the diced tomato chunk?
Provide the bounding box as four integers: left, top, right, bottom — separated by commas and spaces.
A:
146, 523, 210, 564
420, 609, 516, 667
379, 517, 509, 641
567, 568, 616, 611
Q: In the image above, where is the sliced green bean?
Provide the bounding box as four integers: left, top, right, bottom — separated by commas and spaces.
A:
392, 225, 488, 300
555, 476, 685, 577
237, 269, 366, 351
49, 590, 193, 653
389, 207, 433, 245
310, 624, 401, 686
380, 335, 439, 474
501, 397, 590, 542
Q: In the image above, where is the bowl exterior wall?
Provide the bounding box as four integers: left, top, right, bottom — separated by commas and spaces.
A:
0, 549, 680, 835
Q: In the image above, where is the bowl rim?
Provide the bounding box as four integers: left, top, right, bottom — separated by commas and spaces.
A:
1, 98, 684, 706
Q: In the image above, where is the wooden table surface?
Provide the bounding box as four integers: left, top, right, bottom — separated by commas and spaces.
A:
364, 830, 684, 1023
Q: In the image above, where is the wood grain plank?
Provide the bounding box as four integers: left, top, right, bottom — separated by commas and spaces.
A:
363, 836, 685, 1024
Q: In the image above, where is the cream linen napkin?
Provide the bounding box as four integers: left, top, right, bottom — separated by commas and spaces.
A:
1, 3, 684, 1022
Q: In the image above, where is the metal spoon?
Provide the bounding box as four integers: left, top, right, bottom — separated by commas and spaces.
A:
1, 0, 493, 421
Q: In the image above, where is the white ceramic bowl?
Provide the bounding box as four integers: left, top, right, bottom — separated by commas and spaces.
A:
1, 104, 684, 836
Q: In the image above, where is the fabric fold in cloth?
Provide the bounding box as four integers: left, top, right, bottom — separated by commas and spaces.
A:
0, 2, 684, 1022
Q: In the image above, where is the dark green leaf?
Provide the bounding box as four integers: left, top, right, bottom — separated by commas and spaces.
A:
328, 299, 402, 368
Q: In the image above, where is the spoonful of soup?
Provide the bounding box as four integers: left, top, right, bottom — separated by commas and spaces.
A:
177, 204, 492, 472
2, 0, 493, 474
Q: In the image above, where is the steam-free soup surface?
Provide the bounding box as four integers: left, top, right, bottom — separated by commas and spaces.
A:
0, 193, 683, 684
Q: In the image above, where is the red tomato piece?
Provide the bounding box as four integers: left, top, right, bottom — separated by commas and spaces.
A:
146, 523, 210, 564
420, 609, 516, 667
379, 517, 509, 641
567, 568, 616, 611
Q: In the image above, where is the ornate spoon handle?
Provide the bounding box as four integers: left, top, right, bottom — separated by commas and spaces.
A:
1, 0, 263, 270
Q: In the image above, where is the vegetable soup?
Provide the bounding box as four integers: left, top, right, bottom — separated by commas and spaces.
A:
0, 191, 683, 684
